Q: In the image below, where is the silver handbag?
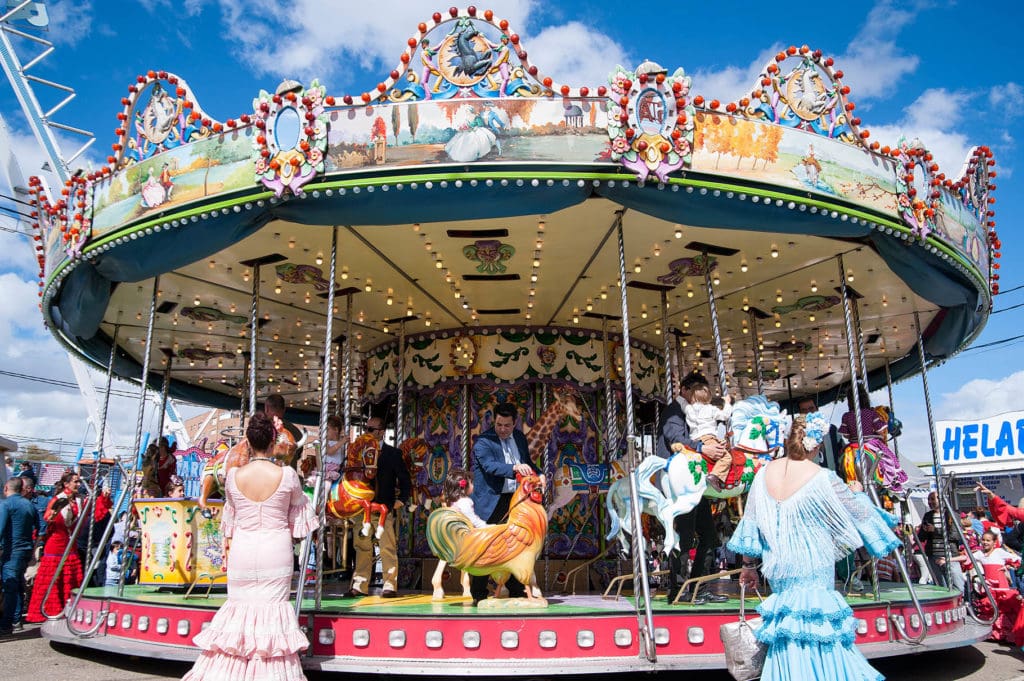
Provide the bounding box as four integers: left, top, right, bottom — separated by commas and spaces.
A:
719, 582, 766, 681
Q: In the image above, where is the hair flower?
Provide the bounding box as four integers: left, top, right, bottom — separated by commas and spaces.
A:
802, 411, 829, 451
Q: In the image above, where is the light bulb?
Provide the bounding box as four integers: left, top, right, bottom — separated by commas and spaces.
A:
435, 260, 443, 269
742, 297, 750, 312
776, 290, 783, 303
634, 261, 642, 274
274, 284, 282, 294
194, 296, 201, 306
653, 244, 661, 257
712, 275, 720, 286
808, 313, 815, 321
847, 270, 855, 283
740, 260, 748, 273
315, 253, 323, 265
600, 288, 608, 300
341, 267, 349, 280
770, 244, 779, 258
810, 281, 818, 293
674, 228, 682, 239
687, 287, 694, 298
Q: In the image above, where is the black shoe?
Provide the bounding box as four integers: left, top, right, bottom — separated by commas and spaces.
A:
701, 591, 729, 603
343, 589, 365, 598
380, 589, 398, 598
706, 475, 725, 492
471, 599, 480, 607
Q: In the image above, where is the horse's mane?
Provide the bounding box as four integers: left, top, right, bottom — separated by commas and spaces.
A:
730, 396, 792, 454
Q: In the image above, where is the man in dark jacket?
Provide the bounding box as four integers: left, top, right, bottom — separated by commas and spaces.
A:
349, 416, 411, 598
658, 371, 728, 604
1, 476, 39, 633
468, 402, 545, 604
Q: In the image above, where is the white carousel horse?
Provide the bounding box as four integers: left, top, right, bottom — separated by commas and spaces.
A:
605, 396, 791, 553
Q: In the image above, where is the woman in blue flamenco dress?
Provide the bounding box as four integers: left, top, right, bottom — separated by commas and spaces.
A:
729, 412, 900, 681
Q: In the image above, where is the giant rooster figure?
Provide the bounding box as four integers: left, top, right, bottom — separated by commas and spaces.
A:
427, 473, 547, 606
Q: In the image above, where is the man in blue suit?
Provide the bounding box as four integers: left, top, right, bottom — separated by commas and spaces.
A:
469, 402, 545, 604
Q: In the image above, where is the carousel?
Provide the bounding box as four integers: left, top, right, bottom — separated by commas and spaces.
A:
26, 8, 999, 674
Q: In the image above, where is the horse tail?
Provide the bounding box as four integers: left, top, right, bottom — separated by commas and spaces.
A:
605, 479, 626, 543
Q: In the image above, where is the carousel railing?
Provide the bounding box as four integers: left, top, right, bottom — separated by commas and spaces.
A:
939, 479, 998, 626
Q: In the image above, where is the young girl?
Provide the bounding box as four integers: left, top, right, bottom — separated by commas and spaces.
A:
323, 415, 345, 482
685, 382, 734, 491
839, 385, 909, 494
431, 468, 481, 599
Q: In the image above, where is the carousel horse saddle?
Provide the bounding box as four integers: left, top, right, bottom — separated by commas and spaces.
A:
568, 462, 611, 491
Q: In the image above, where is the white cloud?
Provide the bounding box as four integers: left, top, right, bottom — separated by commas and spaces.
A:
210, 0, 537, 87
989, 82, 1024, 110
45, 0, 94, 47
868, 88, 975, 176
522, 21, 631, 88
831, 2, 920, 100
690, 46, 783, 103
935, 370, 1024, 421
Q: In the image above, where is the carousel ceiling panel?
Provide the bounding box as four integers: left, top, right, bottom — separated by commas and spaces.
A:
99, 194, 940, 408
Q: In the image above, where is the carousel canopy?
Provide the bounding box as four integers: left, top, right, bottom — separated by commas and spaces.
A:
27, 12, 997, 422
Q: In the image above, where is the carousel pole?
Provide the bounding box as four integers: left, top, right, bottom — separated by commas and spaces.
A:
461, 383, 470, 469
396, 320, 406, 442
836, 255, 879, 601
850, 297, 871, 396
749, 311, 764, 395
883, 358, 901, 458
702, 249, 729, 397
914, 310, 955, 581
299, 226, 338, 614
602, 317, 618, 458
613, 213, 656, 663
248, 263, 262, 415
239, 352, 250, 435
158, 351, 172, 434
83, 323, 120, 578
114, 276, 160, 596
342, 294, 353, 435
660, 291, 673, 402
96, 323, 119, 458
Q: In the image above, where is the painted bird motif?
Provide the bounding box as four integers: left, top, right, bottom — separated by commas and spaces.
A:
427, 473, 547, 603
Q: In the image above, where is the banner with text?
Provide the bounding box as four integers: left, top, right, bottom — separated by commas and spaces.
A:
937, 411, 1024, 475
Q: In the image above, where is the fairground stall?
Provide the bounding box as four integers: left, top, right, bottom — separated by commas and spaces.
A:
26, 8, 998, 674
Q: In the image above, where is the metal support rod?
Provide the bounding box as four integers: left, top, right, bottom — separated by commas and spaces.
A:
749, 312, 764, 394
298, 226, 338, 615
836, 255, 878, 602
95, 324, 119, 457
851, 297, 870, 393
703, 251, 729, 397
239, 353, 250, 434
614, 215, 656, 663
117, 276, 160, 597
602, 317, 617, 458
343, 294, 353, 435
159, 354, 172, 437
396, 321, 406, 442
914, 310, 955, 584
660, 290, 672, 402
461, 383, 470, 469
884, 359, 901, 458
248, 263, 262, 414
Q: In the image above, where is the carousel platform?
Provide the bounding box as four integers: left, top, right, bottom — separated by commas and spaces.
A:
42, 582, 988, 675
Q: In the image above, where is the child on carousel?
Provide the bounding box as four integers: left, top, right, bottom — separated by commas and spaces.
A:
684, 381, 735, 492
431, 468, 483, 599
839, 385, 909, 494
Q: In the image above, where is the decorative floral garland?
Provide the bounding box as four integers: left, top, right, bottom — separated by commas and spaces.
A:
252, 79, 329, 197
607, 61, 695, 185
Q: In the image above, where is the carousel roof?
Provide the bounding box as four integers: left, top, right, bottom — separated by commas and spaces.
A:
26, 10, 998, 421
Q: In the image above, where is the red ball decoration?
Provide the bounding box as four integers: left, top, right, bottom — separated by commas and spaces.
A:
597, 86, 607, 96
543, 77, 553, 87
636, 140, 648, 151
449, 7, 458, 17
499, 19, 508, 30
484, 10, 493, 20
579, 86, 589, 96
467, 6, 476, 16
510, 33, 519, 44
560, 85, 570, 96
432, 12, 442, 22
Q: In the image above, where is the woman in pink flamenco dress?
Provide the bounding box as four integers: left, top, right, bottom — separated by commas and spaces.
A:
183, 411, 319, 681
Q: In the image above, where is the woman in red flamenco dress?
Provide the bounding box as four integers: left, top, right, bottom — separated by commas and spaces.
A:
973, 482, 1024, 646
25, 470, 85, 623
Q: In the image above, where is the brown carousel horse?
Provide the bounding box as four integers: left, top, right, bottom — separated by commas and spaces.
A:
399, 437, 437, 512
197, 420, 298, 510
325, 433, 390, 538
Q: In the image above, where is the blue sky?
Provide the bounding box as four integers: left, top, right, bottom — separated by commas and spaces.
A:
0, 0, 1021, 461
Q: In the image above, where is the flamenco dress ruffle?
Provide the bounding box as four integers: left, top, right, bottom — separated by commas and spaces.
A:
183, 481, 319, 681
24, 551, 84, 623
756, 575, 882, 681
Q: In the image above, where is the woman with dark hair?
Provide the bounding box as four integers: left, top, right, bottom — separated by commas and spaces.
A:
25, 470, 84, 623
183, 411, 319, 681
839, 385, 909, 495
729, 413, 900, 681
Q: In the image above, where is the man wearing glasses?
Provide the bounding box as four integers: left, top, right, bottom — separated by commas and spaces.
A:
348, 416, 411, 598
